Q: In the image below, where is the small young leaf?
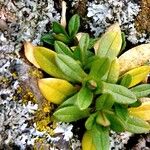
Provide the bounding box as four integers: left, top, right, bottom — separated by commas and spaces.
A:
89, 57, 111, 82
106, 113, 126, 132
96, 112, 110, 127
120, 74, 132, 87
121, 66, 150, 88
52, 22, 68, 36
79, 33, 90, 65
53, 33, 70, 44
58, 94, 77, 108
77, 86, 93, 110
53, 105, 90, 122
120, 32, 126, 52
128, 101, 150, 121
96, 94, 114, 110
94, 23, 122, 59
131, 84, 150, 98
126, 116, 150, 133
68, 14, 80, 37
129, 100, 142, 107
38, 78, 76, 104
105, 58, 120, 83
41, 33, 55, 45
54, 41, 73, 57
85, 113, 97, 130
56, 54, 87, 82
33, 46, 68, 79
102, 82, 137, 104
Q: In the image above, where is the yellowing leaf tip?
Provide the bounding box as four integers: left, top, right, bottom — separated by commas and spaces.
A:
24, 41, 40, 68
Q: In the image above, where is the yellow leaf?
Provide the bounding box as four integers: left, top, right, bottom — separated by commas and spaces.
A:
119, 44, 150, 75
38, 78, 76, 104
82, 131, 96, 150
34, 46, 70, 80
24, 41, 40, 68
121, 66, 150, 88
129, 101, 150, 121
94, 23, 122, 59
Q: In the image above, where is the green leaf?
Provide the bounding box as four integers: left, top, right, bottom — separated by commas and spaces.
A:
96, 112, 110, 127
79, 33, 90, 65
120, 74, 132, 87
131, 84, 150, 98
91, 124, 110, 150
59, 94, 77, 108
54, 41, 73, 57
120, 32, 126, 52
106, 113, 126, 132
96, 94, 114, 110
41, 33, 54, 45
129, 100, 142, 107
126, 116, 150, 133
73, 46, 81, 60
68, 14, 80, 37
33, 47, 68, 79
89, 57, 111, 82
53, 33, 70, 44
114, 104, 128, 121
52, 22, 68, 36
102, 82, 137, 104
88, 38, 98, 49
85, 113, 97, 130
56, 54, 87, 82
105, 58, 120, 83
53, 105, 90, 122
84, 55, 99, 70
77, 86, 93, 110
94, 23, 122, 59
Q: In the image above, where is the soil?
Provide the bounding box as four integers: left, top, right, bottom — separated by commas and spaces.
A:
135, 0, 150, 33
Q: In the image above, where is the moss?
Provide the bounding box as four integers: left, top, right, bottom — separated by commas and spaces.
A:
135, 0, 150, 33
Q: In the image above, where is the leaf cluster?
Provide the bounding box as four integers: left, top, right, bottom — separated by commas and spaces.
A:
41, 14, 80, 45
24, 14, 150, 150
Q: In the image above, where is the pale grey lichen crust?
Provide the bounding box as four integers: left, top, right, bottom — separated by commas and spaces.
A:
87, 0, 149, 44
0, 0, 149, 149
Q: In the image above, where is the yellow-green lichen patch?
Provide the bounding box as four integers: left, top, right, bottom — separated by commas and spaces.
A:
21, 88, 37, 104
28, 68, 43, 78
34, 103, 57, 136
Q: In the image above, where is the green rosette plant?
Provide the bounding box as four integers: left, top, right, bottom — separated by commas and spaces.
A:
24, 14, 150, 150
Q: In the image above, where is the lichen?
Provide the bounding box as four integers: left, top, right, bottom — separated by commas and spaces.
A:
86, 0, 149, 44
